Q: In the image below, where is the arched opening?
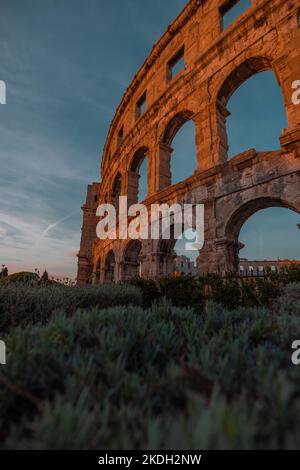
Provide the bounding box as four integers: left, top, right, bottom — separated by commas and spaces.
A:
110, 173, 122, 216
104, 250, 115, 283
157, 237, 177, 277
216, 57, 287, 161
225, 198, 300, 274
158, 111, 196, 189
128, 147, 148, 205
93, 257, 101, 284
157, 219, 200, 277
173, 228, 198, 276
121, 240, 142, 280
239, 207, 300, 276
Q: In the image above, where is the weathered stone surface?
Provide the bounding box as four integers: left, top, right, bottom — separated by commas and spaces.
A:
77, 0, 300, 284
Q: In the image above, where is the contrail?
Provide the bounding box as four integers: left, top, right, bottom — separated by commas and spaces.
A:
36, 211, 77, 244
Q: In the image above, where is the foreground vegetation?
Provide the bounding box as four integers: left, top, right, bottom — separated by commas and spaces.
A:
0, 283, 142, 333
0, 271, 300, 449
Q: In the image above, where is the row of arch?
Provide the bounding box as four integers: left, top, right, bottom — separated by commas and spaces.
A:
85, 6, 300, 286
102, 56, 288, 210
93, 193, 300, 283
93, 239, 142, 284
93, 232, 186, 283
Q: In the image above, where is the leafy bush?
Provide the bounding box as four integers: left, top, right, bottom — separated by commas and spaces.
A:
158, 275, 205, 310
272, 283, 300, 316
1, 293, 300, 450
124, 278, 160, 308
154, 266, 300, 310
0, 283, 142, 333
0, 271, 39, 285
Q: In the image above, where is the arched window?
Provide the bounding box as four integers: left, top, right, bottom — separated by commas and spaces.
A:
121, 240, 142, 280
159, 112, 196, 189
110, 173, 122, 216
217, 57, 287, 161
157, 222, 199, 277
239, 207, 300, 263
128, 147, 148, 205
225, 197, 300, 274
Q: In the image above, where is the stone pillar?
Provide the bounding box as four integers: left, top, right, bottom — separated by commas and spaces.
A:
275, 26, 300, 133
114, 257, 121, 283
121, 260, 140, 281
127, 170, 140, 206
157, 143, 172, 190
100, 266, 105, 285
194, 111, 213, 172
194, 83, 221, 171
139, 253, 150, 279
149, 252, 162, 278
104, 262, 115, 283
92, 269, 101, 285
77, 182, 100, 284
195, 81, 230, 171
165, 253, 177, 275
215, 99, 230, 164
197, 199, 218, 274
146, 142, 157, 197
197, 240, 217, 275
139, 241, 152, 279
77, 255, 93, 284
214, 237, 240, 275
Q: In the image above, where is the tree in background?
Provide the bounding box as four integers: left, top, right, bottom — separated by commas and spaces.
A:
39, 270, 49, 284
0, 265, 8, 279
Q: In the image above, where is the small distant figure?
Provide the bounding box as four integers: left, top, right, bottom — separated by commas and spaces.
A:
0, 80, 6, 104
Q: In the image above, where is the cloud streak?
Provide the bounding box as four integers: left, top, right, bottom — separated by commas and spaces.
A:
0, 0, 298, 278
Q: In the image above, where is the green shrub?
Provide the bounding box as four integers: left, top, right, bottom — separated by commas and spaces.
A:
154, 267, 300, 310
272, 283, 300, 316
205, 274, 241, 309
0, 271, 39, 285
124, 278, 160, 308
158, 275, 205, 311
0, 283, 142, 333
1, 294, 300, 450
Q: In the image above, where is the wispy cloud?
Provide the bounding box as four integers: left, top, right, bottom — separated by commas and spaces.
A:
0, 0, 297, 279
36, 211, 77, 244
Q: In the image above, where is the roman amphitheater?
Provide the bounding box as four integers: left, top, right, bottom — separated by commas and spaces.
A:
77, 0, 300, 284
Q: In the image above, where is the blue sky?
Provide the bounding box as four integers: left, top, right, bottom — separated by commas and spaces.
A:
0, 0, 299, 277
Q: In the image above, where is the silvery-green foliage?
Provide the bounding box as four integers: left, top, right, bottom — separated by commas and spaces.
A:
0, 283, 142, 332
1, 288, 300, 450
272, 283, 300, 316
